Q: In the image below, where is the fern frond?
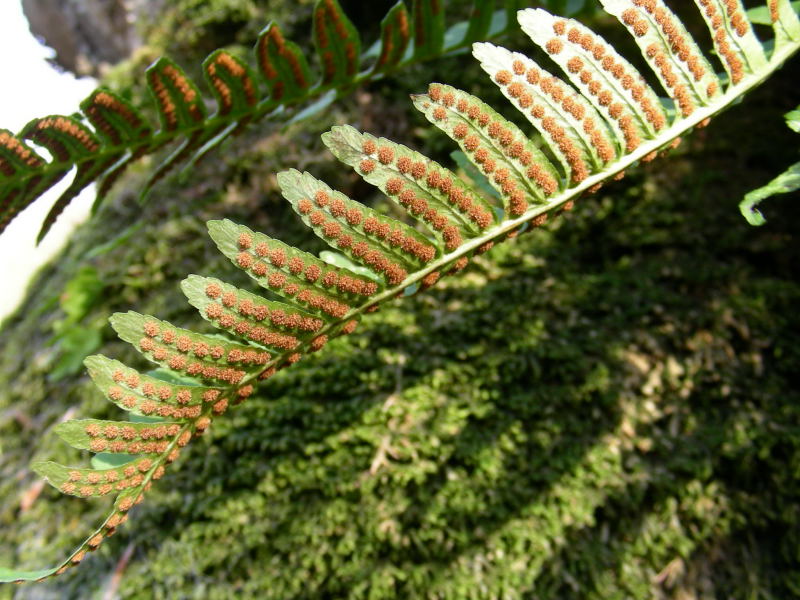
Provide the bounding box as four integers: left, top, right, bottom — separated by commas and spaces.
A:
0, 0, 514, 243
3, 0, 798, 583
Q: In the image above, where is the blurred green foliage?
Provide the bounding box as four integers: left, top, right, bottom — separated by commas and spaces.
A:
48, 267, 106, 381
740, 103, 800, 226
0, 1, 798, 598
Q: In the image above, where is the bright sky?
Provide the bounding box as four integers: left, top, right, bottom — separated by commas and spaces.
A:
0, 1, 97, 324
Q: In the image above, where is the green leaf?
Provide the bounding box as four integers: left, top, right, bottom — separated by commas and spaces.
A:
739, 162, 800, 226
403, 282, 420, 296
0, 566, 61, 583
0, 129, 44, 174
312, 0, 361, 86
504, 0, 531, 31
91, 452, 137, 470
598, 0, 720, 113
450, 150, 501, 200
769, 0, 800, 44
255, 22, 314, 102
59, 266, 105, 323
10, 0, 800, 583
80, 88, 152, 146
85, 354, 213, 418
145, 57, 206, 132
287, 90, 337, 126
322, 125, 496, 250
519, 9, 668, 146
566, 0, 587, 15
785, 104, 800, 132
181, 274, 324, 351
203, 50, 259, 117
0, 170, 70, 238
0, 130, 58, 236
0, 0, 558, 242
464, 0, 495, 43
443, 2, 503, 49
110, 311, 269, 384
129, 413, 167, 424
32, 456, 162, 501
486, 7, 508, 36
413, 83, 560, 216
412, 0, 446, 60
320, 251, 384, 283
747, 1, 800, 24
208, 219, 379, 319
50, 326, 103, 381
473, 42, 613, 182
372, 1, 412, 73
51, 267, 105, 378
278, 169, 437, 283
146, 368, 204, 387
18, 113, 109, 240
53, 419, 181, 453
21, 115, 100, 162
697, 1, 767, 80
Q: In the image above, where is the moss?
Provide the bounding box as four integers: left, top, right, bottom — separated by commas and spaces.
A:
1, 3, 799, 599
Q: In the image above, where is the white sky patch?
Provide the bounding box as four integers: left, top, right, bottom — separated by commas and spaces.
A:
0, 0, 98, 324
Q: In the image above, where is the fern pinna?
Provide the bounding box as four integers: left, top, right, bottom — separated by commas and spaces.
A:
2, 0, 798, 583
0, 0, 523, 244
